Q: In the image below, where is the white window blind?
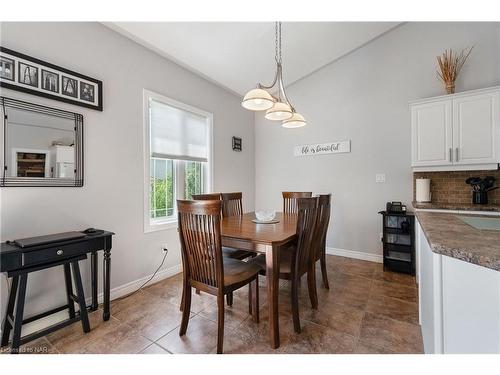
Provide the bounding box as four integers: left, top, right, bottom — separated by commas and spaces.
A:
149, 98, 209, 162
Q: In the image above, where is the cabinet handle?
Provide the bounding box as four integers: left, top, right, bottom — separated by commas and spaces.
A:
56, 249, 64, 255
449, 148, 452, 162
455, 147, 459, 162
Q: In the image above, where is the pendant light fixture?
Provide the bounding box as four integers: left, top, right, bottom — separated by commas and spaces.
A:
241, 22, 306, 128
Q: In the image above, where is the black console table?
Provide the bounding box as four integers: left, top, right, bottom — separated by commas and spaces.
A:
0, 230, 114, 351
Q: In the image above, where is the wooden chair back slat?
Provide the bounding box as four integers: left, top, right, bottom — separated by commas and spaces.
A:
282, 192, 313, 214
221, 192, 243, 218
177, 200, 224, 288
294, 197, 318, 275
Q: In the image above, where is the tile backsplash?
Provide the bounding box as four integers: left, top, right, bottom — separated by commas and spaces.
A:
413, 169, 500, 205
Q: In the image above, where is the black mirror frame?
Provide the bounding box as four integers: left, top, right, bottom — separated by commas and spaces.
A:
1, 96, 84, 187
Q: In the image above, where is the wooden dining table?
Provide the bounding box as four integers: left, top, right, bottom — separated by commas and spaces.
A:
221, 211, 298, 349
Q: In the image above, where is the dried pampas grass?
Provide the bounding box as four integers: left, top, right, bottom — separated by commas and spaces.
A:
436, 47, 473, 94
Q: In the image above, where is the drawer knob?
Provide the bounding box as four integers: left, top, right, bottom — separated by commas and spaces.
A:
56, 249, 64, 255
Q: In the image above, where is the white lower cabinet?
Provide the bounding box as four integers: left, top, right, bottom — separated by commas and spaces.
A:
417, 220, 500, 353
417, 221, 443, 353
442, 256, 500, 353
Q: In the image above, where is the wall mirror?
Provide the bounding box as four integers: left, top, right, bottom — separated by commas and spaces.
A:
1, 96, 83, 187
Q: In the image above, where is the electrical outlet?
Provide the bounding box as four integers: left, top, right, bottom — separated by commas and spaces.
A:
161, 243, 169, 253
375, 173, 386, 183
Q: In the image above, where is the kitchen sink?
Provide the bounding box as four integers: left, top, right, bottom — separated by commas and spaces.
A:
456, 215, 500, 231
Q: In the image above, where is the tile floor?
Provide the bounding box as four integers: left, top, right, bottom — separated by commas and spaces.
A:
3, 255, 424, 354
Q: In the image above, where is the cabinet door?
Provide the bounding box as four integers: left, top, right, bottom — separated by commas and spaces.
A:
411, 100, 453, 167
442, 255, 500, 353
453, 91, 499, 165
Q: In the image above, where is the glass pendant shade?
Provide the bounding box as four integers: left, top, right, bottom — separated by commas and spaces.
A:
241, 88, 274, 111
282, 112, 306, 128
265, 102, 293, 121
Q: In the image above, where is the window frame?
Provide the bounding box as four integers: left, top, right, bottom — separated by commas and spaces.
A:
143, 89, 213, 233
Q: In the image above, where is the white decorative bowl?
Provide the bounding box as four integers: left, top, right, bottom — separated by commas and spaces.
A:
255, 210, 276, 222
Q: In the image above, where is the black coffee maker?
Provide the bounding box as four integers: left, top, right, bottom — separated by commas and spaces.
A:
465, 176, 498, 204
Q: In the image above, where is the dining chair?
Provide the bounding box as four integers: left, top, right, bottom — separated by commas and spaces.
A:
190, 192, 253, 307
282, 191, 313, 214
313, 194, 331, 289
248, 197, 318, 333
221, 192, 243, 217
219, 192, 255, 306
193, 193, 252, 260
177, 199, 261, 354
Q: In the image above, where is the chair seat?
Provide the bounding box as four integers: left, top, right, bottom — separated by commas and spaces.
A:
248, 249, 295, 275
222, 247, 253, 260
223, 257, 261, 287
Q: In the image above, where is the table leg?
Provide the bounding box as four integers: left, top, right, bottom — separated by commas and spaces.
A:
11, 274, 28, 353
91, 251, 98, 311
266, 244, 280, 349
103, 249, 111, 321
1, 276, 19, 347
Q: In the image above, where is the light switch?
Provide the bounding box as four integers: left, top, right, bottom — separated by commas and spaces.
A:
375, 173, 386, 183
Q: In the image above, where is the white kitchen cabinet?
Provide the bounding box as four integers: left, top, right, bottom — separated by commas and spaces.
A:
417, 218, 500, 354
411, 100, 453, 167
411, 86, 500, 171
453, 91, 499, 165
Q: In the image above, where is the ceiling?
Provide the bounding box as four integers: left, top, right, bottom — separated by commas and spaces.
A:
105, 22, 401, 96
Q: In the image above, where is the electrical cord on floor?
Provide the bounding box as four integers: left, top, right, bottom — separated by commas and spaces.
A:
113, 249, 169, 301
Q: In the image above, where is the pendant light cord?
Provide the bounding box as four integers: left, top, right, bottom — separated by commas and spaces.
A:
275, 22, 282, 64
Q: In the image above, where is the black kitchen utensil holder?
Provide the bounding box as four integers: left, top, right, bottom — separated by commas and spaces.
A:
466, 176, 497, 205
472, 191, 488, 205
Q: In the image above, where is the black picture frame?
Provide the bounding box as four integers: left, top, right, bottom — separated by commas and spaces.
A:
0, 46, 103, 111
1, 96, 84, 187
232, 136, 242, 152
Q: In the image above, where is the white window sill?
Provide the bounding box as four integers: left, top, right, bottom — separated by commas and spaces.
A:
144, 219, 178, 233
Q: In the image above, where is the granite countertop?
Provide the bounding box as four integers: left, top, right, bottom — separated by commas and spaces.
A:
416, 211, 500, 271
413, 201, 500, 212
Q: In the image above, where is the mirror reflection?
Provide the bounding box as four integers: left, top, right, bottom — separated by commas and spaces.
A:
5, 108, 75, 178
1, 97, 83, 187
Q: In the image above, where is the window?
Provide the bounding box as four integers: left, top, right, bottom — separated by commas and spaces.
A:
144, 90, 212, 232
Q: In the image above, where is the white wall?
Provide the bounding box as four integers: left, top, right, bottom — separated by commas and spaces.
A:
255, 22, 500, 257
0, 22, 255, 328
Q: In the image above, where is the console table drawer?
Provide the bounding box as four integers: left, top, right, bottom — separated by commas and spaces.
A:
22, 242, 91, 267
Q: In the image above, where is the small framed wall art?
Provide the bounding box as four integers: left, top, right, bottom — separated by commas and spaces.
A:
232, 136, 242, 152
0, 46, 103, 111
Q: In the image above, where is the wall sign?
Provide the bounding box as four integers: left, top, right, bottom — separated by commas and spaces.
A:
294, 140, 351, 157
0, 46, 103, 111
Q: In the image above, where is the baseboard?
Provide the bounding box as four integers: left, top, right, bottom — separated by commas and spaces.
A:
16, 263, 182, 338
326, 247, 383, 263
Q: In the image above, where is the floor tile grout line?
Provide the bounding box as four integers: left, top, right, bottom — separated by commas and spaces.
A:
43, 314, 121, 353
37, 256, 422, 354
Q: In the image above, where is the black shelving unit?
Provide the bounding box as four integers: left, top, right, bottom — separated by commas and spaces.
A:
378, 211, 415, 275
